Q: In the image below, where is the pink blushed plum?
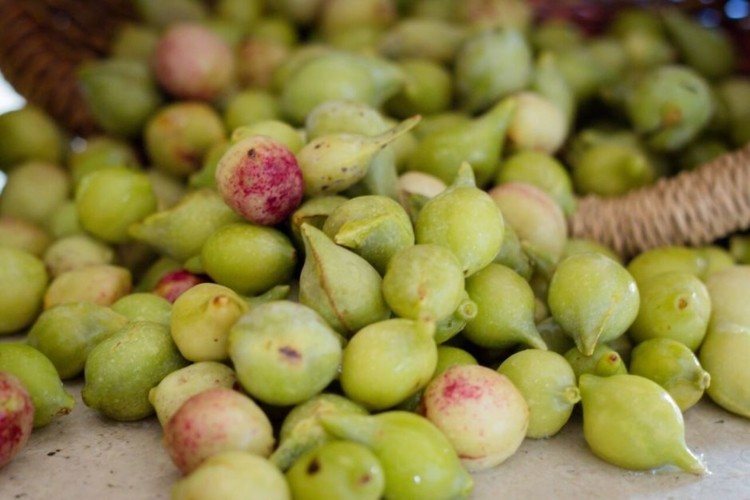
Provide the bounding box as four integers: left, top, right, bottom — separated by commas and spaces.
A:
153, 23, 235, 101
163, 387, 275, 475
0, 372, 35, 468
215, 135, 304, 226
153, 269, 207, 304
420, 364, 529, 472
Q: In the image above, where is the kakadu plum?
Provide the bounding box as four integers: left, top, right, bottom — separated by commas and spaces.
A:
0, 372, 34, 468
215, 135, 304, 226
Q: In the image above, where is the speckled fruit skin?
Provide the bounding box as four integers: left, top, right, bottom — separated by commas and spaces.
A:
215, 135, 304, 226
163, 387, 275, 475
0, 372, 35, 468
420, 364, 529, 472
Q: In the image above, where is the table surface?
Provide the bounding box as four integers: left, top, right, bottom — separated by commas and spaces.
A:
3, 377, 750, 500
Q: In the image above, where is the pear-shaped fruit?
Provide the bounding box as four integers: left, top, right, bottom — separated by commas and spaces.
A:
341, 318, 437, 410
319, 411, 474, 500
628, 271, 711, 352
0, 343, 75, 428
407, 97, 516, 186
464, 263, 547, 350
548, 253, 640, 356
298, 115, 420, 197
626, 64, 713, 152
630, 338, 710, 412
415, 163, 505, 277
129, 188, 242, 263
564, 343, 628, 381
271, 393, 368, 471
579, 374, 706, 474
662, 8, 735, 80
498, 349, 580, 438
299, 224, 390, 336
382, 244, 465, 322
454, 28, 532, 113
322, 195, 414, 275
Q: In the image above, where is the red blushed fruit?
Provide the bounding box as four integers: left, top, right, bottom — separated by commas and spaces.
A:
0, 372, 35, 469
163, 387, 275, 475
153, 23, 235, 101
153, 269, 207, 303
215, 135, 304, 226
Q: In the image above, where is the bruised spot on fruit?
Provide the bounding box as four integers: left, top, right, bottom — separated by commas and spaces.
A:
358, 473, 372, 485
279, 345, 302, 362
678, 297, 688, 310
306, 458, 321, 474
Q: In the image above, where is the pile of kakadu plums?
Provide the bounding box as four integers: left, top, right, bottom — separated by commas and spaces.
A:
2, 0, 750, 497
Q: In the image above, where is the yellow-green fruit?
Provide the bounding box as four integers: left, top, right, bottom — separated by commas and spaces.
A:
320, 411, 474, 500
629, 271, 711, 351
172, 451, 290, 500
75, 166, 158, 244
630, 338, 710, 412
286, 441, 385, 500
82, 321, 188, 421
580, 374, 706, 474
0, 342, 75, 428
0, 246, 48, 334
498, 349, 580, 438
548, 253, 640, 356
170, 283, 249, 362
148, 361, 237, 427
699, 326, 750, 418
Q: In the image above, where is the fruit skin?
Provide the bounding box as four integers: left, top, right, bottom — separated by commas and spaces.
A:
163, 387, 275, 475
0, 343, 74, 428
498, 349, 580, 439
82, 321, 188, 421
415, 163, 505, 277
699, 326, 750, 418
0, 246, 48, 335
420, 365, 529, 471
285, 440, 385, 500
320, 411, 474, 500
548, 252, 640, 356
340, 318, 437, 411
0, 106, 63, 171
214, 135, 304, 226
0, 371, 35, 469
154, 22, 235, 101
271, 393, 369, 471
26, 302, 129, 379
579, 373, 706, 474
148, 361, 237, 428
171, 451, 290, 500
228, 300, 343, 406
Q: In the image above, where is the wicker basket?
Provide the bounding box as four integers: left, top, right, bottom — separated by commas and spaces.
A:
1, 0, 749, 260
0, 0, 135, 136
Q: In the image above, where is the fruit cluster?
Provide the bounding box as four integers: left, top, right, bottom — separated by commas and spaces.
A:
1, 0, 750, 498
